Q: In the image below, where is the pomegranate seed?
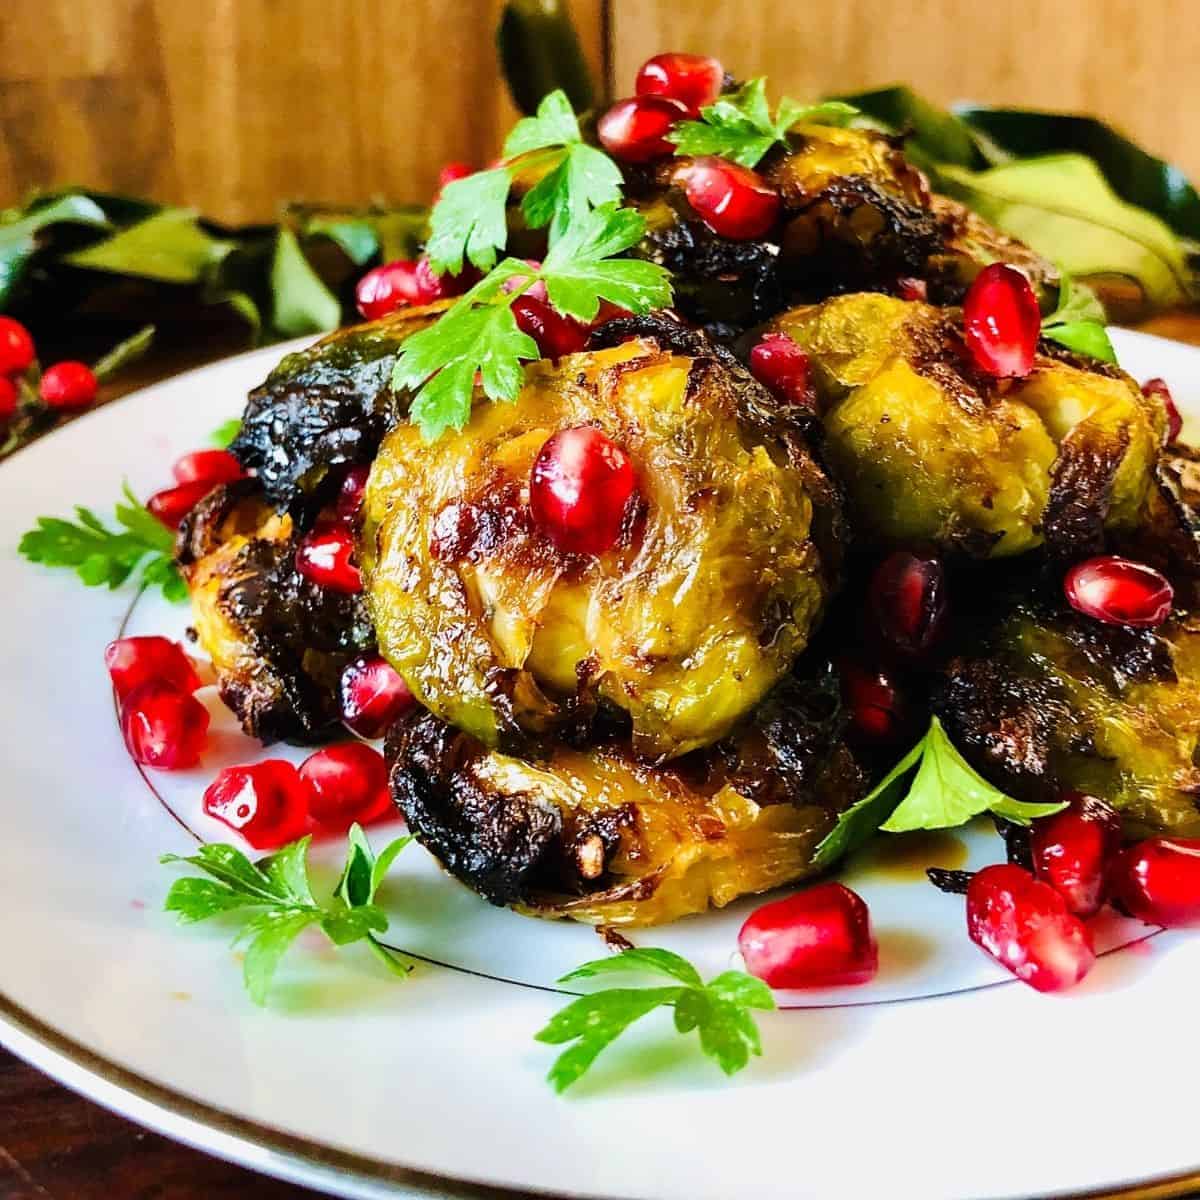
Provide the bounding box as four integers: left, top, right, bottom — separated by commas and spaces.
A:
355, 258, 449, 320
1111, 838, 1200, 927
172, 448, 246, 487
966, 864, 1095, 992
1142, 378, 1183, 445
749, 333, 811, 405
739, 882, 878, 988
961, 264, 1040, 378
0, 376, 18, 422
203, 760, 311, 850
120, 681, 210, 770
512, 296, 588, 360
840, 661, 906, 743
635, 52, 724, 117
897, 277, 928, 302
1030, 793, 1121, 916
105, 635, 201, 702
336, 465, 370, 522
869, 551, 947, 659
434, 160, 474, 200
676, 156, 780, 240
530, 426, 637, 556
597, 95, 688, 163
39, 361, 98, 410
147, 479, 214, 530
295, 526, 362, 593
1064, 555, 1173, 627
340, 653, 415, 738
501, 260, 548, 303
300, 742, 393, 829
0, 317, 35, 376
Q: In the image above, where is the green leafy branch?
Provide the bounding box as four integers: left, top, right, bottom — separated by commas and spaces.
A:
161, 825, 414, 1005
536, 948, 775, 1093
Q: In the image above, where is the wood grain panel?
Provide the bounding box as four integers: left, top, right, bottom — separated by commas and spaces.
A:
0, 0, 604, 223
610, 0, 1200, 182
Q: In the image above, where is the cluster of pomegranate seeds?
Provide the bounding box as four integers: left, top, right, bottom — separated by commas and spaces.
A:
339, 653, 415, 738
355, 256, 466, 321
1064, 555, 1173, 627
204, 760, 310, 850
635, 52, 724, 116
296, 526, 363, 593
39, 361, 98, 410
530, 426, 638, 556
840, 661, 906, 743
1142, 377, 1183, 445
739, 882, 878, 988
121, 681, 211, 770
961, 263, 1041, 378
1030, 794, 1121, 917
0, 316, 101, 423
675, 157, 780, 240
869, 551, 947, 659
512, 295, 589, 359
300, 743, 392, 829
1111, 838, 1200, 927
597, 95, 688, 162
105, 636, 201, 701
749, 333, 811, 405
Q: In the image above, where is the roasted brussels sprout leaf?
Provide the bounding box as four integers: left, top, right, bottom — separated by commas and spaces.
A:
536, 948, 774, 1092
161, 826, 413, 1005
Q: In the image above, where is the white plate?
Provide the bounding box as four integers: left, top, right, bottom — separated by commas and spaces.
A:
3, 329, 1200, 1200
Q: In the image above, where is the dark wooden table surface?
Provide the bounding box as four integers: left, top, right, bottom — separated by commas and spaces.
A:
6, 313, 1200, 1200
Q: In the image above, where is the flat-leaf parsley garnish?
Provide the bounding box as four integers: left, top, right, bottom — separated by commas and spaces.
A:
535, 947, 775, 1093
162, 824, 414, 1005
1040, 273, 1117, 363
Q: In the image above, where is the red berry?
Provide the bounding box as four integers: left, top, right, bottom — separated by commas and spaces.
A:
1142, 377, 1183, 445
1064, 555, 1173, 627
120, 681, 210, 770
0, 317, 35, 376
336, 465, 370, 522
597, 95, 688, 163
299, 742, 392, 829
1030, 793, 1121, 916
749, 333, 811, 405
1110, 837, 1200, 928
635, 52, 724, 117
897, 277, 928, 302
962, 264, 1040, 378
172, 448, 246, 487
739, 882, 878, 988
869, 551, 947, 659
530, 426, 637, 556
147, 479, 214, 530
840, 661, 906, 743
39, 361, 98, 410
295, 526, 362, 593
339, 653, 415, 739
105, 636, 201, 702
355, 258, 448, 320
203, 760, 311, 850
676, 156, 780, 240
512, 296, 588, 360
435, 160, 474, 200
966, 864, 1095, 992
0, 376, 19, 422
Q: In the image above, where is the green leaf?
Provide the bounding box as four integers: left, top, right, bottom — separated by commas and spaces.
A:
161, 843, 285, 903
259, 837, 316, 907
164, 877, 261, 923
269, 229, 341, 337
92, 324, 155, 383
559, 948, 704, 989
301, 217, 379, 265
832, 86, 985, 171
1040, 275, 1117, 363
1043, 320, 1117, 362
425, 168, 513, 276
704, 970, 776, 1011
521, 144, 624, 242
504, 89, 581, 156
0, 193, 110, 306
369, 835, 412, 902
496, 1, 596, 117
936, 155, 1195, 306
209, 418, 242, 448
881, 716, 1067, 832
239, 908, 321, 1006
672, 988, 708, 1034
334, 823, 376, 910
65, 209, 228, 284
320, 904, 388, 946
697, 999, 763, 1076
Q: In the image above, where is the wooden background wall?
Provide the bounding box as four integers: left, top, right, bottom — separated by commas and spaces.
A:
2, 0, 1198, 224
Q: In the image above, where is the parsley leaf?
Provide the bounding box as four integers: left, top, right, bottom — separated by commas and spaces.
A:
812, 716, 1066, 867
19, 481, 187, 602
162, 825, 413, 1004
209, 417, 242, 448
425, 166, 513, 276
503, 89, 582, 155
669, 78, 859, 168
1041, 274, 1117, 363
536, 948, 774, 1093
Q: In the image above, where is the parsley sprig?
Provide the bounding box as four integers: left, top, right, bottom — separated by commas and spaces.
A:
161, 825, 413, 1005
1041, 274, 1117, 362
536, 948, 775, 1093
812, 715, 1067, 869
668, 78, 859, 169
19, 482, 187, 602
